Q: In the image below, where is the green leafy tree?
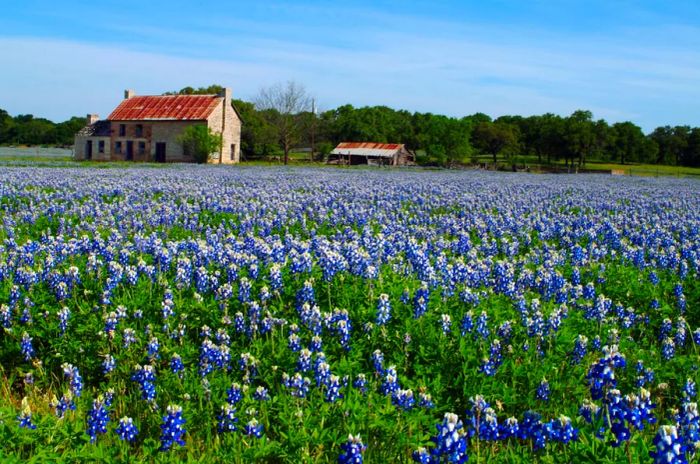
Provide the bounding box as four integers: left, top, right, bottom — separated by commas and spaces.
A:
471, 121, 519, 164
177, 125, 222, 164
610, 121, 646, 164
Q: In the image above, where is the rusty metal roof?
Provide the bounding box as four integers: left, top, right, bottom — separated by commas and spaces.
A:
107, 95, 221, 121
330, 142, 405, 158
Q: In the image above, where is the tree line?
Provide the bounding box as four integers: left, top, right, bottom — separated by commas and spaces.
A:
2, 83, 699, 167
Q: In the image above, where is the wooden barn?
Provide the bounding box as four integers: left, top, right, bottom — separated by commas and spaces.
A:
328, 142, 415, 166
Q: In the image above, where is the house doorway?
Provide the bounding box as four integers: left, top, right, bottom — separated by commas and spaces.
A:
155, 142, 166, 163
126, 141, 134, 161
86, 140, 93, 160
230, 144, 236, 161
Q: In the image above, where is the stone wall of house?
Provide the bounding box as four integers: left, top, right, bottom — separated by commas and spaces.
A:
206, 91, 242, 164
74, 135, 111, 161
149, 121, 199, 162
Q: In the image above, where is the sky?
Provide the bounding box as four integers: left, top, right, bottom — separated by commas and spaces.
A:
1, 0, 699, 132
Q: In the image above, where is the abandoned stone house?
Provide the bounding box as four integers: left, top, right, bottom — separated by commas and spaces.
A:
328, 142, 415, 166
74, 89, 241, 163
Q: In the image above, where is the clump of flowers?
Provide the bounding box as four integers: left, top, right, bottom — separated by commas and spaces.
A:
339, 434, 367, 463
160, 404, 186, 451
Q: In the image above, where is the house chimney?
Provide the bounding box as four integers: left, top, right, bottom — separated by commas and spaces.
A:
124, 89, 136, 99
218, 87, 232, 103
87, 114, 99, 125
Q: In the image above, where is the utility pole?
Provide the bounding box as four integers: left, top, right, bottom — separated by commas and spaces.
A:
310, 99, 316, 163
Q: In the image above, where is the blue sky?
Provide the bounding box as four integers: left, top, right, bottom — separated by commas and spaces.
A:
1, 0, 699, 131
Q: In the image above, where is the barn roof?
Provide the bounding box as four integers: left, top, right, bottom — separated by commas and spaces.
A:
107, 95, 221, 121
330, 142, 405, 158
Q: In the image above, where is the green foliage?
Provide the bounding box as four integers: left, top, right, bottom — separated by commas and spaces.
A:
176, 125, 223, 164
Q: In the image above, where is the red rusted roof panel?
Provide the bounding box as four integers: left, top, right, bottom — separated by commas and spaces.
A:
336, 142, 402, 150
107, 95, 221, 121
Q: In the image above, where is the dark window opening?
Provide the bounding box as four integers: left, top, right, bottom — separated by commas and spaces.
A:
138, 141, 146, 155
115, 141, 122, 154
98, 141, 105, 153
230, 144, 236, 160
119, 124, 126, 136
135, 124, 143, 137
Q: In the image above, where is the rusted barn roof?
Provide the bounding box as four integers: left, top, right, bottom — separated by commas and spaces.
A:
107, 95, 221, 121
331, 142, 405, 158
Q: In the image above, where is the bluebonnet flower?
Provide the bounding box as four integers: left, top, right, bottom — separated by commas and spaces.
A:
217, 404, 238, 433
145, 335, 160, 361
253, 386, 270, 401
353, 374, 368, 394
283, 372, 311, 398
649, 425, 686, 464
413, 283, 429, 319
660, 318, 673, 341
297, 349, 312, 373
371, 350, 384, 375
102, 354, 116, 374
380, 366, 400, 396
675, 317, 687, 348
475, 311, 490, 340
288, 333, 302, 352
648, 271, 659, 285
499, 417, 520, 440
58, 307, 70, 335
62, 363, 83, 398
479, 339, 502, 376
440, 314, 452, 335
429, 413, 468, 463
586, 345, 626, 399
549, 415, 578, 444
86, 396, 110, 443
170, 353, 184, 377
122, 328, 137, 348
579, 399, 601, 424
227, 382, 243, 405
20, 332, 34, 361
376, 293, 392, 326
243, 418, 263, 438
315, 361, 331, 387
479, 408, 500, 441
17, 398, 36, 430
419, 392, 435, 409
338, 434, 366, 464
325, 375, 343, 403
115, 416, 139, 442
50, 392, 76, 418
460, 311, 474, 336
392, 389, 415, 411
518, 411, 547, 450
309, 335, 323, 352
661, 337, 676, 361
132, 364, 157, 402
571, 335, 588, 365
412, 447, 431, 463
536, 379, 551, 402
683, 379, 697, 401
160, 404, 186, 451
239, 352, 258, 383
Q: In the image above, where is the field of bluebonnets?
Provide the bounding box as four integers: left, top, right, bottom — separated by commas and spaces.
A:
0, 165, 698, 463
